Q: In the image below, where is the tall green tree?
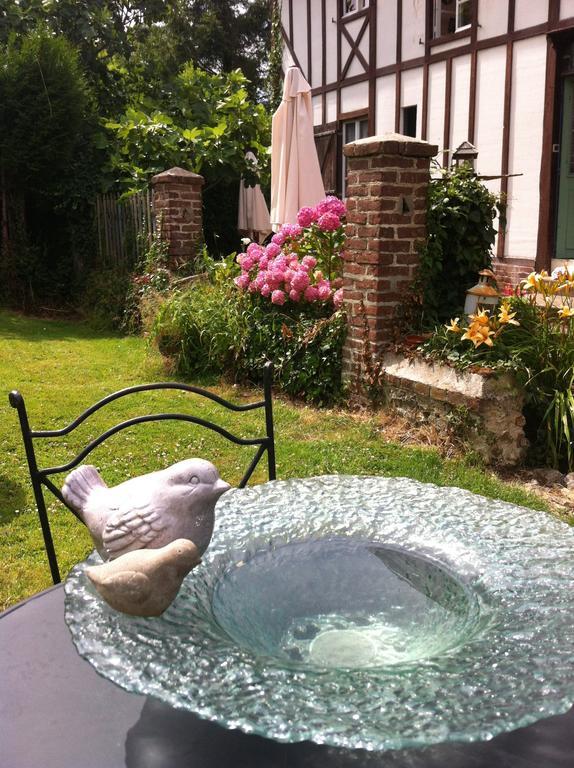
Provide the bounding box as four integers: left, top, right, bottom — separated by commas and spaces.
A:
0, 30, 104, 306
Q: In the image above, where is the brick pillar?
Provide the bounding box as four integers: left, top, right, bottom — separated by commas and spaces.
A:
151, 167, 204, 268
342, 134, 438, 382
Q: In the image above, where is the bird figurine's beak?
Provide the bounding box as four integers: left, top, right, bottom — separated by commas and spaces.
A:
214, 478, 231, 497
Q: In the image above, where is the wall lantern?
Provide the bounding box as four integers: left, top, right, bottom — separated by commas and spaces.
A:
464, 269, 501, 315
452, 140, 478, 168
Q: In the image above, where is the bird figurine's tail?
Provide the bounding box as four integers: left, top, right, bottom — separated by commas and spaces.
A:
62, 465, 108, 518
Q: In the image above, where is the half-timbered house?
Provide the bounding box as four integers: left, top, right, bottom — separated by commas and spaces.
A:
280, 0, 574, 281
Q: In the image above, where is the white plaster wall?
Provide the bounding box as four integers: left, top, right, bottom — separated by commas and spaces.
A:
450, 55, 471, 152
326, 91, 337, 124
281, 1, 291, 39
325, 0, 338, 84
506, 36, 547, 259
312, 95, 323, 126
477, 0, 509, 40
401, 0, 426, 62
378, 0, 397, 67
341, 81, 369, 113
291, 3, 308, 80
561, 0, 574, 20
514, 0, 548, 29
431, 36, 471, 55
375, 75, 396, 134
282, 46, 296, 70
474, 46, 505, 185
427, 61, 446, 154
401, 68, 423, 137
310, 5, 323, 89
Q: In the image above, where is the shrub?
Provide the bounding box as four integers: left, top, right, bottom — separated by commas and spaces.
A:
424, 269, 574, 470
153, 281, 244, 375
80, 267, 132, 330
413, 164, 505, 328
151, 197, 349, 405
152, 283, 347, 406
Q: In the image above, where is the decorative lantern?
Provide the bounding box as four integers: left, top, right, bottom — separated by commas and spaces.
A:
452, 141, 478, 169
464, 269, 500, 315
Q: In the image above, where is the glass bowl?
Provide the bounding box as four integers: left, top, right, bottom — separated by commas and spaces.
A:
64, 476, 574, 751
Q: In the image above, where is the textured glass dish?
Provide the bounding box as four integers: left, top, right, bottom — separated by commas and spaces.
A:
65, 476, 574, 751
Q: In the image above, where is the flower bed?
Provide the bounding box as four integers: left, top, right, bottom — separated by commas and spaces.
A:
424, 268, 574, 470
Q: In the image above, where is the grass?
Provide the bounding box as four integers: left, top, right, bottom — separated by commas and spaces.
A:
0, 309, 551, 611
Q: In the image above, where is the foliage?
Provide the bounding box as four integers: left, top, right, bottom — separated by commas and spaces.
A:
235, 197, 346, 307
268, 0, 283, 111
80, 267, 133, 330
0, 1, 271, 113
0, 29, 104, 307
413, 164, 505, 328
424, 269, 574, 470
152, 276, 348, 407
106, 65, 269, 190
234, 297, 347, 405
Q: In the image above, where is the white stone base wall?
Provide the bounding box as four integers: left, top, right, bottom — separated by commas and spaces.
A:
382, 354, 528, 466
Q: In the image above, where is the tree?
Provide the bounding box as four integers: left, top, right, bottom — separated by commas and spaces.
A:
106, 64, 270, 254
0, 30, 104, 305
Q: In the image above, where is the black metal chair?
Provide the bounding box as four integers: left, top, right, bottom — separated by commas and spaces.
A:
9, 363, 276, 585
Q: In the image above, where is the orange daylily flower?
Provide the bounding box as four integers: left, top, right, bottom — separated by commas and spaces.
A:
468, 308, 491, 327
461, 322, 495, 348
445, 317, 461, 333
498, 302, 519, 326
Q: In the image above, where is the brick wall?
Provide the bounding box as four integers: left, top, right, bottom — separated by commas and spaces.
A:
342, 134, 438, 381
151, 167, 204, 268
492, 258, 533, 288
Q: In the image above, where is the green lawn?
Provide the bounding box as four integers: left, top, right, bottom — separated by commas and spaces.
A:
0, 310, 549, 610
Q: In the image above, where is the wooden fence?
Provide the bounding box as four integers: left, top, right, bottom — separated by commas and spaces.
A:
95, 188, 154, 269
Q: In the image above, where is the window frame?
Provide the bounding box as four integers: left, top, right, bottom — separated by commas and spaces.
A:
341, 0, 369, 19
341, 115, 370, 199
429, 0, 474, 43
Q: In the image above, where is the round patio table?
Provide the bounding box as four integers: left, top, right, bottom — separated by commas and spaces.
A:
0, 587, 574, 768
2, 584, 574, 767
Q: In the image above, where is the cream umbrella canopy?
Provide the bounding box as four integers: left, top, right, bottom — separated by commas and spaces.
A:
237, 151, 272, 243
270, 66, 326, 229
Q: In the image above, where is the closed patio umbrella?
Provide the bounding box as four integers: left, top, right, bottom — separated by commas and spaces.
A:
270, 66, 325, 229
238, 151, 272, 243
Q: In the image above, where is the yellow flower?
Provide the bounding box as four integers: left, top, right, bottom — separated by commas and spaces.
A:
461, 321, 495, 348
498, 302, 520, 326
522, 272, 539, 291
468, 308, 490, 327
445, 317, 461, 333
559, 306, 574, 319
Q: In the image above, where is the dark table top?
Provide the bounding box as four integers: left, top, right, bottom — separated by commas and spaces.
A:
2, 585, 574, 768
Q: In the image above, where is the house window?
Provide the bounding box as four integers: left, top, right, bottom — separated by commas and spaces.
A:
402, 106, 418, 138
343, 0, 369, 17
433, 0, 472, 38
342, 118, 369, 197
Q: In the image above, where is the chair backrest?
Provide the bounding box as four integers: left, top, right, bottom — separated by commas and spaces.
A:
9, 363, 276, 585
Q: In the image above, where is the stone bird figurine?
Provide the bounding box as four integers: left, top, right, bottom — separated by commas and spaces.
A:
85, 538, 201, 617
62, 458, 230, 561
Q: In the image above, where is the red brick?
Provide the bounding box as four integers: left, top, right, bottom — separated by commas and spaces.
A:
347, 238, 368, 250
348, 158, 370, 170
396, 226, 427, 238
394, 253, 420, 266
383, 156, 417, 169
346, 184, 369, 196
346, 212, 367, 225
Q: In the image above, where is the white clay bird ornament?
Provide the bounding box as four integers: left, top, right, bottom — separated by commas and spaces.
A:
62, 458, 230, 561
85, 538, 201, 617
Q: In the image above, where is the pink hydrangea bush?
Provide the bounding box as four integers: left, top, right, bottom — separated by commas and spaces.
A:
234, 196, 346, 307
